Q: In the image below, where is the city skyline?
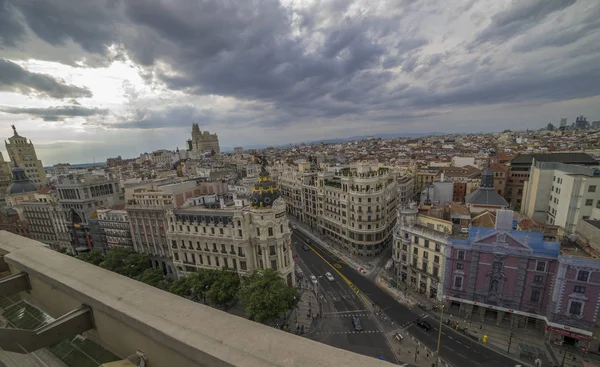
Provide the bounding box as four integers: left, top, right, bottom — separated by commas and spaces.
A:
1, 0, 599, 164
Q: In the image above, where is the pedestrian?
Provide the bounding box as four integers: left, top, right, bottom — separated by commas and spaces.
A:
391, 320, 394, 327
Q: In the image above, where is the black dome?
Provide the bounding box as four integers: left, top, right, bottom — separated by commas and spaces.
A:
6, 165, 37, 195
250, 162, 280, 209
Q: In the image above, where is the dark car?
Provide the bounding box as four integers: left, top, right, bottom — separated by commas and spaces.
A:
306, 239, 311, 244
352, 316, 363, 331
302, 244, 310, 251
415, 319, 431, 331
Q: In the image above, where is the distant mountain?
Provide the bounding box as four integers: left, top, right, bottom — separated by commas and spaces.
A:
222, 132, 447, 152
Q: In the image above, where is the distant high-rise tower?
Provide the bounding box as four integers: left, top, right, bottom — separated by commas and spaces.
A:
4, 125, 47, 187
186, 123, 220, 158
560, 118, 567, 127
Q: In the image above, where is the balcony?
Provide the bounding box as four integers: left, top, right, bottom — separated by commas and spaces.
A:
0, 231, 388, 367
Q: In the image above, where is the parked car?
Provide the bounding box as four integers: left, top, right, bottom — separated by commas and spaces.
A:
310, 275, 318, 285
415, 319, 431, 331
306, 239, 311, 244
325, 272, 334, 281
302, 244, 310, 251
352, 316, 363, 331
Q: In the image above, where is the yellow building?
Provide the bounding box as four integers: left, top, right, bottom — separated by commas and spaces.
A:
4, 125, 47, 186
394, 205, 451, 300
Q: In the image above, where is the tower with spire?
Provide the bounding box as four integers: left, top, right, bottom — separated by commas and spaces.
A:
4, 125, 47, 187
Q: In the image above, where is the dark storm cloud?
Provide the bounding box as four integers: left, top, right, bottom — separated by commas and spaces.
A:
512, 3, 600, 52
0, 0, 25, 46
0, 105, 108, 121
474, 0, 577, 45
2, 0, 599, 133
107, 105, 211, 129
0, 59, 92, 98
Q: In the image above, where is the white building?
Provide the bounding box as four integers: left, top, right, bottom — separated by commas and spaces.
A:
276, 162, 398, 257
97, 207, 133, 249
167, 165, 294, 284
451, 156, 475, 168
522, 161, 600, 234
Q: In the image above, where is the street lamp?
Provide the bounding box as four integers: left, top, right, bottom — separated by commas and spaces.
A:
435, 303, 444, 367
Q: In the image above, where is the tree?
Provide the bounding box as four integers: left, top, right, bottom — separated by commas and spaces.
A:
76, 250, 104, 266
100, 248, 152, 278
206, 269, 241, 308
239, 269, 300, 323
136, 268, 170, 289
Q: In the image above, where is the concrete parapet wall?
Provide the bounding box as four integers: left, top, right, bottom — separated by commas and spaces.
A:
0, 231, 390, 367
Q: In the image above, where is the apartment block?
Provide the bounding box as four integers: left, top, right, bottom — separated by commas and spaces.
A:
522, 162, 600, 234
97, 207, 133, 249
506, 153, 598, 209
394, 205, 450, 300
277, 163, 398, 256
21, 187, 70, 252
126, 179, 226, 277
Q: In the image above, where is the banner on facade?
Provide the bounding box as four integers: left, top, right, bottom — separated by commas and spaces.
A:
546, 326, 592, 341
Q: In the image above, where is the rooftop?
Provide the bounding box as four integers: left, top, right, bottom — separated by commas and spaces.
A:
0, 231, 389, 367
511, 153, 598, 165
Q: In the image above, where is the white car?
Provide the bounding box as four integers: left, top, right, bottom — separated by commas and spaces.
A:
310, 275, 318, 285
325, 272, 334, 281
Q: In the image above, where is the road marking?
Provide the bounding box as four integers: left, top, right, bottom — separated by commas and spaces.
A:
334, 263, 342, 268
445, 346, 454, 351
448, 336, 453, 340
324, 310, 368, 315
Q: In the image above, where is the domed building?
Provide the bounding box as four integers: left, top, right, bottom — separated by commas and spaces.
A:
166, 157, 295, 286
5, 164, 37, 207
250, 162, 281, 209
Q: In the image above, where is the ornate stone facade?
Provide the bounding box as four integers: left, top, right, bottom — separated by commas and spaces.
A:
187, 123, 220, 158
167, 198, 295, 285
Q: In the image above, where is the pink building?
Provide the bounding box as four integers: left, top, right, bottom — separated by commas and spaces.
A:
444, 210, 598, 349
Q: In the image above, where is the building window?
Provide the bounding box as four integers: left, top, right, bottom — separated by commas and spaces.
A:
424, 239, 430, 248
280, 224, 283, 233
215, 257, 220, 267
589, 185, 597, 193
434, 255, 440, 264
577, 270, 590, 282
414, 236, 419, 244
530, 289, 541, 303
533, 275, 543, 283
574, 285, 585, 294
568, 300, 583, 317
240, 261, 247, 270
174, 253, 179, 261
585, 199, 593, 206
456, 263, 464, 270
536, 261, 547, 272
413, 248, 418, 255
219, 228, 224, 235
453, 276, 463, 289
435, 243, 441, 252
457, 251, 465, 261
256, 228, 260, 236
238, 229, 242, 237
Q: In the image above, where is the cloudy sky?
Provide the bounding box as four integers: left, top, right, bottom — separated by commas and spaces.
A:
1, 0, 599, 165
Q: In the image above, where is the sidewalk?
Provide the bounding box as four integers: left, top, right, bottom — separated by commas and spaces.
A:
385, 330, 448, 367
289, 217, 382, 276
287, 288, 320, 336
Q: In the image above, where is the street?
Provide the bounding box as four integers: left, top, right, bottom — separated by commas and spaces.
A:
292, 233, 397, 363
292, 230, 524, 367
